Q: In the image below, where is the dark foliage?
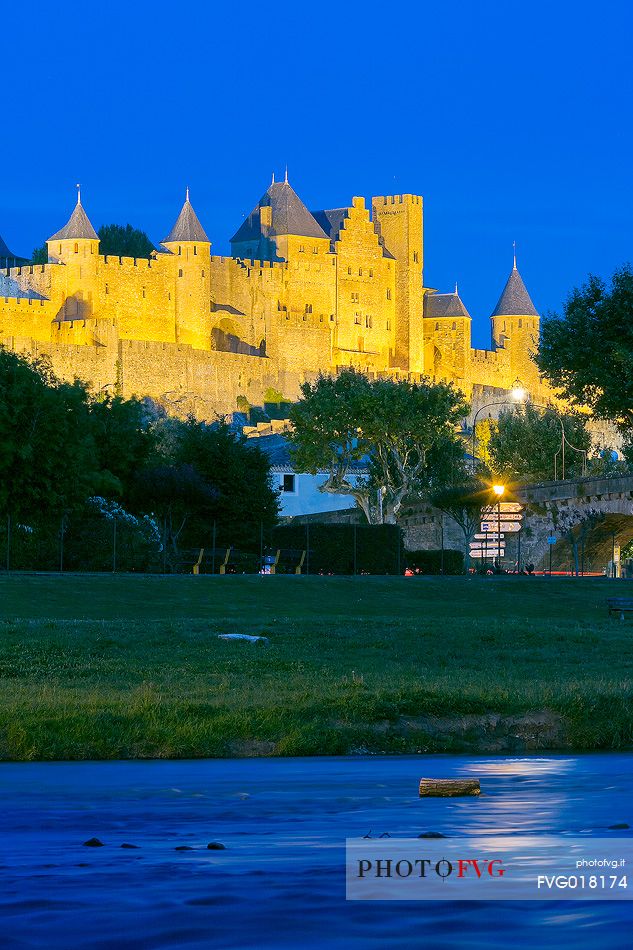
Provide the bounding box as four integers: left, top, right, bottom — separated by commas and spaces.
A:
537, 265, 633, 429
405, 549, 465, 575
98, 224, 155, 259
271, 523, 404, 575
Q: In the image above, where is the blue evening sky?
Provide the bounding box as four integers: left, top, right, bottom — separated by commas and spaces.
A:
2, 0, 631, 347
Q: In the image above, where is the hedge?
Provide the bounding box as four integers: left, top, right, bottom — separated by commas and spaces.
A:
405, 548, 464, 575
271, 523, 404, 575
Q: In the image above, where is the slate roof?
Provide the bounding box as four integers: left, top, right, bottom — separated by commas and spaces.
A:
48, 199, 99, 242
0, 233, 19, 260
253, 433, 370, 473
231, 180, 329, 244
162, 194, 209, 244
311, 208, 348, 247
425, 291, 471, 319
491, 265, 539, 317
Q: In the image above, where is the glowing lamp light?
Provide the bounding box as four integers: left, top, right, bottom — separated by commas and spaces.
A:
493, 484, 505, 497
510, 380, 527, 403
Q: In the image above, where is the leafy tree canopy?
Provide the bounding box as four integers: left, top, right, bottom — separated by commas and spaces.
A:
0, 349, 97, 518
141, 416, 279, 549
89, 394, 157, 499
98, 224, 155, 259
485, 405, 591, 482
288, 369, 469, 523
537, 265, 633, 429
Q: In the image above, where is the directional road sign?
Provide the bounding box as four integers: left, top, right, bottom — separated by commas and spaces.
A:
481, 503, 523, 514
474, 532, 504, 540
481, 521, 522, 533
470, 549, 505, 558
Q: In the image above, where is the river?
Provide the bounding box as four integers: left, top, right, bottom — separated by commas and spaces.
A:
1, 754, 631, 949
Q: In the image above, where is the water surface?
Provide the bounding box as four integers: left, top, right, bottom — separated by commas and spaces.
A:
1, 755, 631, 948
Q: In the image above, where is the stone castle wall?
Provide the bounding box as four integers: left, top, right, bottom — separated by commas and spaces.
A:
0, 190, 545, 417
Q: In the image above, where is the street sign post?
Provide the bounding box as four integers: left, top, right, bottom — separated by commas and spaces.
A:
481, 521, 522, 533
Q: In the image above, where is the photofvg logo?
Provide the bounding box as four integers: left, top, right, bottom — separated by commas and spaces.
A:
346, 837, 632, 901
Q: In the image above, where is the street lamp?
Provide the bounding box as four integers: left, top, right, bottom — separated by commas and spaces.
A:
471, 380, 526, 472
492, 484, 505, 571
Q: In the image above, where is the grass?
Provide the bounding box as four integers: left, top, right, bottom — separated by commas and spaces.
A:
0, 573, 631, 759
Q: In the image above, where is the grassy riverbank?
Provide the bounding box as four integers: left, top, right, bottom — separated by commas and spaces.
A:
0, 574, 632, 759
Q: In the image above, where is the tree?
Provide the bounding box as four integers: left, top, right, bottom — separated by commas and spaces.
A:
431, 481, 489, 568
31, 245, 48, 264
288, 369, 469, 524
0, 349, 97, 520
97, 224, 155, 259
486, 405, 591, 482
169, 417, 280, 548
134, 463, 218, 558
537, 265, 633, 429
88, 394, 156, 500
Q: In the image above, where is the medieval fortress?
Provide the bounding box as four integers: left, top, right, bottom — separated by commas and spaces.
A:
0, 177, 545, 417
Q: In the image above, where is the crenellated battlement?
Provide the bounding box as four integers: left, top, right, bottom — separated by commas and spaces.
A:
0, 178, 546, 417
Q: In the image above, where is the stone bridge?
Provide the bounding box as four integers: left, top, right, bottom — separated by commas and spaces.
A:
513, 474, 633, 573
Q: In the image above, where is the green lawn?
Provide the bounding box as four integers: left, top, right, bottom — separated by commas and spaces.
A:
0, 574, 631, 759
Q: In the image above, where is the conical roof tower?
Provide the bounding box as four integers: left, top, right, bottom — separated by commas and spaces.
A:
48, 190, 98, 242
491, 259, 538, 317
162, 188, 210, 246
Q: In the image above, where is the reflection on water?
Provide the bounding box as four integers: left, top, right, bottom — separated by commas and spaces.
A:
0, 755, 631, 949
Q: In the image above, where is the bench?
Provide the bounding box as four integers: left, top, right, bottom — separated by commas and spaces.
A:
607, 597, 633, 620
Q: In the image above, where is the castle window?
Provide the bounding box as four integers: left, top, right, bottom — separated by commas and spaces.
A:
74, 243, 78, 254
330, 314, 335, 321
179, 269, 183, 278
354, 315, 361, 325
435, 322, 439, 330
305, 304, 313, 314
359, 268, 363, 277
351, 292, 359, 303
202, 269, 205, 277
413, 252, 419, 264
386, 289, 391, 300
59, 244, 62, 255
452, 322, 456, 330
143, 288, 146, 298
194, 246, 197, 256
105, 283, 109, 295
312, 246, 318, 254
178, 246, 182, 255
518, 318, 523, 328
299, 244, 305, 252
365, 316, 372, 328
348, 266, 352, 275
386, 319, 391, 330
369, 268, 373, 277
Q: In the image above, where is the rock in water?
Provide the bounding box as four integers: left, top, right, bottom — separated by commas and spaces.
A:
418, 832, 446, 838
207, 842, 226, 850
120, 843, 140, 849
419, 779, 481, 797
175, 845, 195, 851
82, 837, 104, 847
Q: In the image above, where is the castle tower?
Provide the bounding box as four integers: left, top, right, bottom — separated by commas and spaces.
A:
423, 287, 472, 388
490, 256, 540, 393
230, 175, 330, 262
161, 189, 212, 349
47, 190, 100, 320
371, 195, 424, 372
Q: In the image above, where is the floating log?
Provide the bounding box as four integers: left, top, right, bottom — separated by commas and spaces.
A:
419, 778, 481, 797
